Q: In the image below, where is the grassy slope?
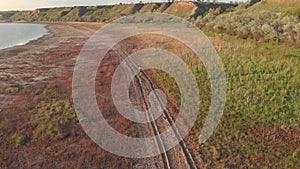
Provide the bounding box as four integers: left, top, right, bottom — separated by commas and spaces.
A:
201, 31, 299, 168
189, 2, 299, 165
141, 30, 299, 168
37, 7, 73, 22
246, 0, 300, 15
163, 1, 198, 18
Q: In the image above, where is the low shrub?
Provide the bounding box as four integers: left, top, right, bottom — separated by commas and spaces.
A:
195, 9, 300, 45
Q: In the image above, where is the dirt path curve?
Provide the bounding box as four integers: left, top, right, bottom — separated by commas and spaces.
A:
110, 48, 200, 169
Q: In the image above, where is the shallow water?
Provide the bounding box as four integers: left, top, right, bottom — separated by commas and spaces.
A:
0, 23, 49, 50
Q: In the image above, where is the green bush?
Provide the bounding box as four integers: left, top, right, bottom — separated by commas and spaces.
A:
195, 9, 300, 44
31, 98, 77, 141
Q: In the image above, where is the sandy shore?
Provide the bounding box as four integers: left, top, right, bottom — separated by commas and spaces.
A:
0, 22, 102, 115
0, 22, 101, 86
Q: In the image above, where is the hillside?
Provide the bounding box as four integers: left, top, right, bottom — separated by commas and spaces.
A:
196, 0, 300, 45
0, 2, 237, 22
246, 0, 300, 16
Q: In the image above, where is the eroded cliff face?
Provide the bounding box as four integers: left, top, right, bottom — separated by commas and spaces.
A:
0, 2, 237, 22
246, 0, 261, 7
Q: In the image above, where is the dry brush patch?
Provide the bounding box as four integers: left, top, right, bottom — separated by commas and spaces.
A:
195, 3, 300, 45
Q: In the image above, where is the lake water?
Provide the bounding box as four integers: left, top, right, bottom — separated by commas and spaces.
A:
0, 23, 49, 50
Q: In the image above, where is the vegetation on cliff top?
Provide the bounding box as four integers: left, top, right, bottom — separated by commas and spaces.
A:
0, 2, 236, 22
195, 0, 300, 45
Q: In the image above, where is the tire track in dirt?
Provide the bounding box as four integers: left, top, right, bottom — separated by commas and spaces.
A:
112, 48, 199, 169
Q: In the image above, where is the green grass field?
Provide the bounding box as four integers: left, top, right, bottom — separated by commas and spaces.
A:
139, 29, 299, 168
201, 32, 299, 168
